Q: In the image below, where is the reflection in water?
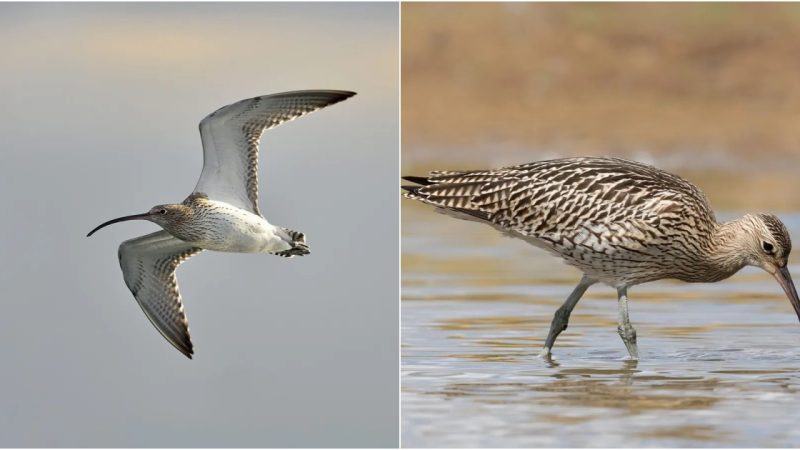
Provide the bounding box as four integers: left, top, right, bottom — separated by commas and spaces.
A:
402, 205, 800, 447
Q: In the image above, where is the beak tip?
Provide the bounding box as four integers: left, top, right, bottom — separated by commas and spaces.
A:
86, 211, 151, 237
774, 266, 800, 320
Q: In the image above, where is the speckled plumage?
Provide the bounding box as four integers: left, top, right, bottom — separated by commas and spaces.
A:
89, 90, 355, 358
403, 156, 798, 359
118, 231, 202, 358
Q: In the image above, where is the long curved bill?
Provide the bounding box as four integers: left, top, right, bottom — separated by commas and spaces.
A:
773, 266, 800, 321
87, 212, 152, 237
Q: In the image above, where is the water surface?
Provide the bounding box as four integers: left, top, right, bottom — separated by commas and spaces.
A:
402, 203, 800, 447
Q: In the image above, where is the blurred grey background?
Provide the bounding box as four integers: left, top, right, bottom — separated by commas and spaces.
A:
0, 3, 398, 447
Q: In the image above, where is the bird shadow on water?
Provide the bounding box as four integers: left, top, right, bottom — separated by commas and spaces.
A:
437, 354, 717, 408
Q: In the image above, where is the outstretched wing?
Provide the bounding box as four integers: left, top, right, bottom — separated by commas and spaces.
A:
118, 231, 203, 359
195, 90, 357, 215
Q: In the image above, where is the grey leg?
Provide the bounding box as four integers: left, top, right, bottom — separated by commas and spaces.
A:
538, 275, 596, 358
617, 286, 639, 360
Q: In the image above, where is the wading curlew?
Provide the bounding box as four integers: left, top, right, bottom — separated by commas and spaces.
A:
402, 157, 798, 360
88, 90, 356, 358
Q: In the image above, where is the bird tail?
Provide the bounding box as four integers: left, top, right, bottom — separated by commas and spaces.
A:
273, 227, 310, 258
401, 174, 493, 222
401, 175, 433, 199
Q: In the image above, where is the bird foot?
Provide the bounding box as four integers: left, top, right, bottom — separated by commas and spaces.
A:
623, 344, 640, 360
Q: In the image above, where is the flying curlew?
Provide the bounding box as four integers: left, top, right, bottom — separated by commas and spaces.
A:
402, 157, 798, 360
88, 90, 356, 358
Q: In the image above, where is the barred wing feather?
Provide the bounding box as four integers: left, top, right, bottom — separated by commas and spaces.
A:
195, 90, 356, 215
118, 231, 203, 358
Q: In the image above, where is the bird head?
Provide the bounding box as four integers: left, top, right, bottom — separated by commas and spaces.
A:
740, 214, 798, 319
145, 204, 184, 226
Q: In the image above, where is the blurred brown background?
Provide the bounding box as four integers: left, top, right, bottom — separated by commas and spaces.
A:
402, 3, 800, 209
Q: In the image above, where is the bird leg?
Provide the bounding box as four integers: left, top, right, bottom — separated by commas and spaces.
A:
616, 287, 639, 360
538, 275, 595, 358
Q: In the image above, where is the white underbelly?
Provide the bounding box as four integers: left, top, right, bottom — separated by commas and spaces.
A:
182, 201, 291, 253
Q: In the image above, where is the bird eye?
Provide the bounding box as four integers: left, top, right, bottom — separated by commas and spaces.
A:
762, 241, 775, 254
159, 209, 167, 215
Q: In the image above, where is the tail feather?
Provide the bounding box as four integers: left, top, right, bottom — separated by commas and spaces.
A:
401, 175, 432, 198
401, 175, 433, 186
274, 228, 310, 258
401, 173, 493, 222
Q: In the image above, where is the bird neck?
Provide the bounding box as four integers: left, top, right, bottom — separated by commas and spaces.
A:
703, 216, 754, 282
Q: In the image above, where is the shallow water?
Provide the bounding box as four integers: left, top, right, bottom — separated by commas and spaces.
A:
402, 204, 800, 447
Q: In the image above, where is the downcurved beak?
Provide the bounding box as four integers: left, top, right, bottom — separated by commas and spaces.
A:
772, 265, 800, 321
86, 212, 152, 237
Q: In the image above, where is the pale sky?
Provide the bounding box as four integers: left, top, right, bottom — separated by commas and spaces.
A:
0, 3, 398, 447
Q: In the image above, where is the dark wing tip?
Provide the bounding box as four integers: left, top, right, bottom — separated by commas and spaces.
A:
268, 89, 356, 102
174, 337, 194, 359
265, 89, 356, 111
315, 90, 357, 106
312, 89, 356, 97
329, 90, 357, 98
